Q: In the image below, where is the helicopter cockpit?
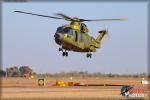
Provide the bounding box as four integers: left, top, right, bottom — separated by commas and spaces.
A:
56, 26, 73, 36
54, 26, 74, 45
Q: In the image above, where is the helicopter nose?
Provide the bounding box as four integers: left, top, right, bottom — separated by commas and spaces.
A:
54, 33, 63, 44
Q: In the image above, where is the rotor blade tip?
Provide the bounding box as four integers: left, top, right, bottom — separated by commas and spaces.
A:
121, 17, 128, 21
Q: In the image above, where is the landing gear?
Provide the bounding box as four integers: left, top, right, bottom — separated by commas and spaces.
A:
62, 52, 68, 56
59, 48, 63, 51
59, 48, 68, 57
86, 53, 92, 58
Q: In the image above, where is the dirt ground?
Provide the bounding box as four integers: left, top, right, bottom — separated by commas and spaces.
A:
0, 77, 149, 100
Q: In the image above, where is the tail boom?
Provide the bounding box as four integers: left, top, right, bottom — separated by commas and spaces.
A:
95, 29, 107, 48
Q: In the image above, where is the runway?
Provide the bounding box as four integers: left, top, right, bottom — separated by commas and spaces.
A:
2, 86, 121, 93
1, 86, 123, 99
1, 86, 149, 99
1, 77, 149, 99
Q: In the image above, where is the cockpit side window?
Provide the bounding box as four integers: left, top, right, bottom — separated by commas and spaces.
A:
56, 27, 73, 36
63, 27, 73, 36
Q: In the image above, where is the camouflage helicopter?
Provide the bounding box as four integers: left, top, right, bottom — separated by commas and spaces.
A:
14, 11, 127, 58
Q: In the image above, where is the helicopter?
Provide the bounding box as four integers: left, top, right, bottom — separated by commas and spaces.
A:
14, 11, 127, 58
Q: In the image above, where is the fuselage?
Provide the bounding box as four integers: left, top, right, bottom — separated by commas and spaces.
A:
54, 22, 107, 53
54, 25, 96, 52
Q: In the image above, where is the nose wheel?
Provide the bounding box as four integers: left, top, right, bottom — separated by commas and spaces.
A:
86, 53, 92, 58
59, 48, 63, 51
59, 48, 68, 57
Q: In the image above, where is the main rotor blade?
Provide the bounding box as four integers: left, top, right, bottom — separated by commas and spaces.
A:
55, 13, 72, 21
14, 11, 63, 19
79, 18, 128, 22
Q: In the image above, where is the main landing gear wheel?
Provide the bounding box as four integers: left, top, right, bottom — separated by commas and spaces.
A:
62, 52, 68, 56
86, 53, 92, 58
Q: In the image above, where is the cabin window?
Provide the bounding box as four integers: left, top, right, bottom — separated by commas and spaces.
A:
80, 23, 88, 33
79, 34, 83, 42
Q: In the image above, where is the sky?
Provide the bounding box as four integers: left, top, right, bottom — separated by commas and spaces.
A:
2, 2, 148, 74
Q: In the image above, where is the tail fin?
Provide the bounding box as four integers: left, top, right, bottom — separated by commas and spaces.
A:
96, 29, 107, 43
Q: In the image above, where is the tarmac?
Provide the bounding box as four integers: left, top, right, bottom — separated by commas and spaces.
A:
1, 86, 149, 99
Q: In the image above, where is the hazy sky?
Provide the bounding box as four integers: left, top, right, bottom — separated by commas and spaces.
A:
2, 2, 148, 74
